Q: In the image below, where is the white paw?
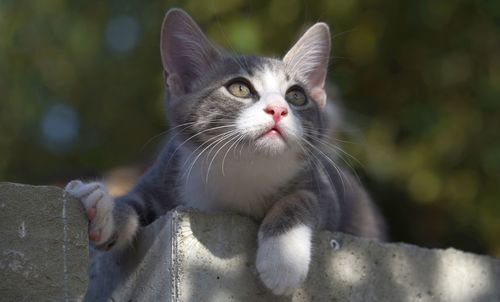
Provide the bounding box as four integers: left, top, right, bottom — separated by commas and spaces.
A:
65, 180, 115, 246
256, 224, 312, 295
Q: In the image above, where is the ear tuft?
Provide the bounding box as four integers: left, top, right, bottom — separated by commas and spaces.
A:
160, 9, 221, 94
283, 23, 331, 106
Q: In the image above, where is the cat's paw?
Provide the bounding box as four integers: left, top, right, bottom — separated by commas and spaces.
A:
256, 225, 312, 295
65, 180, 116, 247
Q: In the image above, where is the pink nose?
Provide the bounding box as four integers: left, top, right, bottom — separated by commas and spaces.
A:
264, 105, 288, 123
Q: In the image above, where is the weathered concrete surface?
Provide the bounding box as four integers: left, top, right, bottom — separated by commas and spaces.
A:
85, 211, 176, 301
88, 209, 500, 302
0, 183, 88, 302
1, 182, 498, 301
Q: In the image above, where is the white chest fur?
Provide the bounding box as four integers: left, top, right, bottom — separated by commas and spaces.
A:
179, 150, 301, 219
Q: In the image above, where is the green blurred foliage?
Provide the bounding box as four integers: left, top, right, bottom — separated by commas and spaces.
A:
1, 0, 499, 256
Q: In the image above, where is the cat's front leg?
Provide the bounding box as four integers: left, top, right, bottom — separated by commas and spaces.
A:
256, 190, 320, 295
65, 180, 139, 250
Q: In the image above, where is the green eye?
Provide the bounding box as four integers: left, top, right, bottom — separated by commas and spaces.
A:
227, 81, 252, 98
285, 87, 307, 106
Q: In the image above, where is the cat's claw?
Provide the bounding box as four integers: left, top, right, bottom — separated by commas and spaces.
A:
87, 207, 96, 220
89, 229, 101, 242
65, 180, 116, 247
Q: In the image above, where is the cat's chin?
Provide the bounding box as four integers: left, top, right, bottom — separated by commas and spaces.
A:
253, 135, 290, 157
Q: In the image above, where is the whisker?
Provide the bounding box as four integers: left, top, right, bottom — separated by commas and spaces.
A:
302, 132, 364, 170
299, 137, 347, 195
140, 121, 196, 152
184, 130, 238, 183
182, 129, 238, 167
301, 125, 359, 144
289, 131, 341, 198
222, 133, 245, 176
167, 124, 236, 164
205, 132, 241, 182
195, 109, 240, 120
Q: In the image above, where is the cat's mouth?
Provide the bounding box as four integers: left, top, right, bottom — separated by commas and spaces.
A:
249, 125, 291, 155
259, 126, 285, 141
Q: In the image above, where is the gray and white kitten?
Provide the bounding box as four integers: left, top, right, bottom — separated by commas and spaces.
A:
65, 9, 386, 295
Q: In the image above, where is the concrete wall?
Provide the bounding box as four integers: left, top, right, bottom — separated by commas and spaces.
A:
0, 183, 88, 301
1, 183, 500, 302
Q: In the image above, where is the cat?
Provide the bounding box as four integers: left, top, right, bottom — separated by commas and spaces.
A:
65, 8, 386, 296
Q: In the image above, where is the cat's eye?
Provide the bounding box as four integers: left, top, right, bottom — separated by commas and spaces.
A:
285, 87, 307, 106
227, 80, 253, 98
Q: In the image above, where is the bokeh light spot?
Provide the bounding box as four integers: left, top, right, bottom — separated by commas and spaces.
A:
41, 103, 79, 153
104, 15, 140, 53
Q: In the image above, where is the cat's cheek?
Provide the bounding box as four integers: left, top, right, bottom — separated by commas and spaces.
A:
256, 224, 312, 295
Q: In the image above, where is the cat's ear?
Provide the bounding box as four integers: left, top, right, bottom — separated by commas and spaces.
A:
283, 23, 331, 108
160, 9, 221, 95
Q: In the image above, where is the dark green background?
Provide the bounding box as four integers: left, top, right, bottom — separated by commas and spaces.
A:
1, 0, 499, 256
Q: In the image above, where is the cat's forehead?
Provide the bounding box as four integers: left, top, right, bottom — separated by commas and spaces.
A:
232, 56, 293, 93
251, 68, 289, 94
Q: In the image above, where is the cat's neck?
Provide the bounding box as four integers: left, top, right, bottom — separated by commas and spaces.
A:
178, 149, 303, 218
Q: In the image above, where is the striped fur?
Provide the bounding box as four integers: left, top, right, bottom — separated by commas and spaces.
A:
66, 9, 386, 295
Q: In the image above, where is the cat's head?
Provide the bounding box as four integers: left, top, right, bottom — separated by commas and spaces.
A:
160, 9, 330, 159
